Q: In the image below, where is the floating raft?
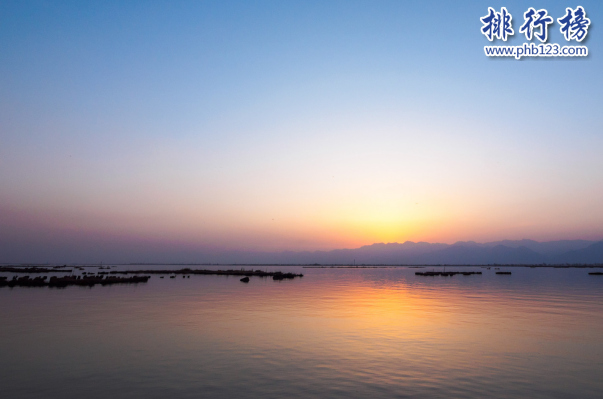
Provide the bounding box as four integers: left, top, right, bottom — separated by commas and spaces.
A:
0, 275, 150, 288
415, 271, 482, 276
588, 272, 603, 275
495, 272, 512, 275
109, 268, 303, 280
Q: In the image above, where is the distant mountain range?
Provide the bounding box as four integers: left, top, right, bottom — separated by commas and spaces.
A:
4, 238, 602, 266
213, 239, 603, 265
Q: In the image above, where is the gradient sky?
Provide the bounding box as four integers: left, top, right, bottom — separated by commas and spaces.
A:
1, 0, 602, 262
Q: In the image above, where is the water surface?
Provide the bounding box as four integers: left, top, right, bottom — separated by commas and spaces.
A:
1, 265, 602, 398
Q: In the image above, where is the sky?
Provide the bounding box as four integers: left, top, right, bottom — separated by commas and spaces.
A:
1, 0, 602, 263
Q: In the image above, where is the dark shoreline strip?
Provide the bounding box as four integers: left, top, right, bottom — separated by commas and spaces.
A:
303, 266, 394, 269
0, 267, 73, 273
109, 268, 303, 280
0, 275, 150, 288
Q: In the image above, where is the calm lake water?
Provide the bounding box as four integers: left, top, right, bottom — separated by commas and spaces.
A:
1, 265, 603, 399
